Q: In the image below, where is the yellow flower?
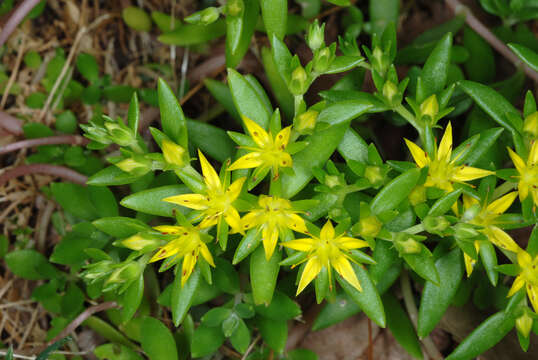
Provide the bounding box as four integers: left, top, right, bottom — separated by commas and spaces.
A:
282, 220, 369, 295
239, 195, 308, 260
228, 116, 293, 179
164, 150, 245, 232
507, 141, 538, 206
507, 249, 538, 313
150, 225, 215, 286
405, 123, 493, 191
462, 192, 521, 276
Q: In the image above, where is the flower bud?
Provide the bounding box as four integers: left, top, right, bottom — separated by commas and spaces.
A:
162, 139, 186, 167
516, 311, 533, 338
382, 81, 399, 105
420, 94, 439, 122
185, 7, 220, 25
372, 46, 388, 75
423, 215, 450, 236
523, 111, 538, 138
454, 223, 480, 240
289, 66, 309, 95
307, 20, 325, 51
295, 110, 318, 134
395, 236, 422, 254
313, 47, 334, 73
122, 234, 160, 251
364, 165, 384, 187
104, 122, 133, 146
354, 215, 382, 238
226, 0, 244, 17
115, 157, 151, 176
106, 262, 143, 287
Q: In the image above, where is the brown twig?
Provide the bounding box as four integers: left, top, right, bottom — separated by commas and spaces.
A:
445, 0, 538, 83
0, 164, 88, 186
0, 135, 88, 156
39, 301, 118, 353
0, 0, 42, 47
1, 36, 26, 109
0, 111, 23, 135
180, 64, 227, 106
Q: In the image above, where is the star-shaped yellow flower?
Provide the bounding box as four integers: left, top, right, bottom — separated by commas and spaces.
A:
405, 123, 493, 191
164, 150, 245, 232
507, 140, 538, 207
282, 220, 369, 295
239, 195, 308, 260
462, 191, 521, 276
507, 249, 538, 313
149, 225, 215, 286
228, 116, 293, 179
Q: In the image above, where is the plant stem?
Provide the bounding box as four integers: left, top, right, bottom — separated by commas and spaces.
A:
0, 164, 88, 186
0, 135, 88, 155
400, 270, 445, 360
445, 0, 538, 83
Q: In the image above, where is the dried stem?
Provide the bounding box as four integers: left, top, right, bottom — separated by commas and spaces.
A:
0, 0, 42, 46
0, 111, 23, 135
0, 164, 88, 186
0, 135, 88, 155
1, 36, 26, 109
445, 0, 538, 83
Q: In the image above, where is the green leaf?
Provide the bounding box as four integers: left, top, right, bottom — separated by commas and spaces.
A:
446, 311, 516, 360
128, 93, 140, 134
463, 26, 495, 83
325, 56, 365, 75
286, 349, 319, 360
120, 185, 190, 217
158, 20, 226, 46
457, 127, 504, 166
250, 245, 280, 305
90, 186, 119, 217
261, 46, 294, 119
427, 189, 462, 216
94, 343, 144, 360
228, 69, 271, 129
186, 119, 235, 162
171, 267, 201, 326
140, 317, 178, 360
226, 0, 259, 68
204, 78, 241, 122
50, 222, 108, 266
122, 6, 152, 32
37, 336, 72, 360
190, 324, 226, 357
383, 292, 423, 359
370, 168, 421, 216
158, 78, 188, 149
369, 0, 399, 36
229, 318, 250, 354
316, 100, 373, 125
508, 43, 538, 72
312, 291, 361, 331
5, 249, 60, 280
337, 262, 386, 327
233, 228, 262, 264
527, 225, 538, 257
413, 15, 465, 45
403, 248, 439, 284
93, 217, 150, 238
88, 166, 143, 186
479, 241, 498, 286
202, 307, 232, 327
51, 183, 97, 221
120, 275, 144, 323
337, 128, 369, 163
255, 291, 301, 320
257, 317, 287, 353
417, 33, 452, 103
213, 258, 240, 294
76, 53, 99, 82
103, 85, 136, 103
281, 121, 351, 198
84, 316, 137, 348
417, 248, 463, 338
260, 0, 287, 40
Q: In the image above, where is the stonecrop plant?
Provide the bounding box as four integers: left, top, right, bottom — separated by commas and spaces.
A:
4, 0, 538, 359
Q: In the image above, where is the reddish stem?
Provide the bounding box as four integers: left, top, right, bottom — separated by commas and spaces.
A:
0, 164, 88, 186
0, 135, 88, 155
0, 111, 23, 136
0, 0, 42, 46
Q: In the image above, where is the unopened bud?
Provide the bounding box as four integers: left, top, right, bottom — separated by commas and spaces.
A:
354, 215, 382, 238
516, 311, 533, 338
423, 215, 450, 236
115, 157, 151, 176
104, 122, 133, 146
185, 7, 220, 25
226, 0, 244, 17
313, 47, 334, 73
420, 95, 439, 121
372, 47, 388, 75
122, 234, 159, 251
289, 66, 309, 95
395, 236, 422, 254
107, 262, 142, 285
307, 20, 325, 51
523, 111, 538, 138
364, 165, 384, 187
296, 110, 318, 134
162, 139, 186, 167
382, 81, 398, 105
325, 175, 341, 188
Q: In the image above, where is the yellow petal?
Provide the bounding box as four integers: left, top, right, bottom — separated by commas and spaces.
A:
336, 236, 369, 250
239, 211, 262, 232
199, 243, 215, 267
275, 126, 292, 150
487, 226, 520, 253
527, 283, 538, 314
405, 138, 429, 168
278, 151, 293, 169
228, 152, 264, 171
487, 191, 518, 215
452, 166, 493, 181
332, 256, 362, 292
296, 257, 322, 295
462, 194, 479, 210
164, 194, 208, 210
224, 207, 242, 234
150, 242, 180, 263
227, 177, 246, 201
519, 183, 529, 201
463, 253, 475, 277
282, 238, 315, 252
507, 147, 526, 174
529, 141, 538, 166
517, 250, 533, 267
262, 226, 279, 260
199, 214, 219, 229
320, 220, 335, 241
181, 252, 196, 286
153, 225, 184, 234
532, 188, 538, 207
507, 275, 525, 297
198, 150, 222, 191
285, 213, 308, 234
243, 116, 271, 148
438, 122, 453, 161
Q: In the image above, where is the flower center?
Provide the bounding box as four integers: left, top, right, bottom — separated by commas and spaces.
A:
428, 159, 455, 188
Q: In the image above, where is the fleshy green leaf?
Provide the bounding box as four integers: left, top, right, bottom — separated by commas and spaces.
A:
141, 317, 179, 360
